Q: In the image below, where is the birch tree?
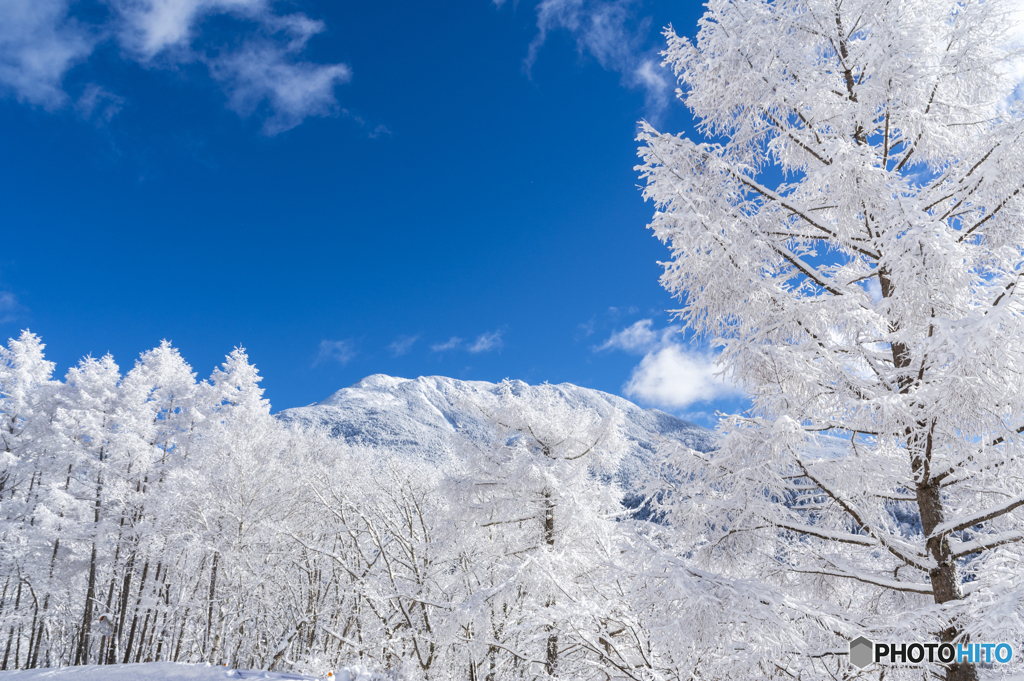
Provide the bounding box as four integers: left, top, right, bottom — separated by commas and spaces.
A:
637, 0, 1024, 679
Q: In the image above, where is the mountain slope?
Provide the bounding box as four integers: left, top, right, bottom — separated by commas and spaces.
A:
276, 374, 716, 484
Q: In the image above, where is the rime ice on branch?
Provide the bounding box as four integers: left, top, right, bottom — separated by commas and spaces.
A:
637, 0, 1024, 679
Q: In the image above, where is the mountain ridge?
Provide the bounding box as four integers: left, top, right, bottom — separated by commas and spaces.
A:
276, 374, 717, 484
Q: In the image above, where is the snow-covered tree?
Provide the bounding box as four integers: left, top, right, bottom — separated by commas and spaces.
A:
170, 347, 297, 667
0, 332, 58, 670
637, 0, 1024, 679
54, 354, 127, 667
449, 381, 626, 679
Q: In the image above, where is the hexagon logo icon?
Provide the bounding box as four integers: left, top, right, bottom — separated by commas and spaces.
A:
849, 636, 874, 669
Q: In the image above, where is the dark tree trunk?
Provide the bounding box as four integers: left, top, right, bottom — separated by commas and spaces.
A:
205, 553, 219, 661
916, 463, 977, 681
880, 268, 977, 681
75, 544, 98, 665
542, 488, 557, 677
29, 598, 46, 669
123, 560, 148, 663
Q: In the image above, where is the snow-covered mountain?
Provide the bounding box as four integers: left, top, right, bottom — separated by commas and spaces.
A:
276, 374, 716, 485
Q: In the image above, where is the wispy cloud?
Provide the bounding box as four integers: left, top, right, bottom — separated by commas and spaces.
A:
0, 0, 351, 134
633, 58, 671, 114
594, 318, 660, 353
469, 329, 504, 354
316, 339, 356, 365
342, 109, 393, 139
430, 329, 506, 355
0, 0, 94, 108
0, 292, 24, 324
112, 0, 264, 58
431, 336, 463, 353
210, 41, 351, 135
75, 84, 124, 122
388, 334, 419, 357
578, 315, 597, 338
501, 0, 674, 120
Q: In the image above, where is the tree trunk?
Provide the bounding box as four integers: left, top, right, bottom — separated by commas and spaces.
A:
542, 488, 557, 677
29, 595, 46, 668
1, 581, 19, 671
881, 268, 978, 681
75, 544, 98, 665
112, 551, 136, 663
916, 468, 977, 681
25, 602, 37, 668
172, 607, 189, 663
205, 553, 219, 661
123, 560, 148, 663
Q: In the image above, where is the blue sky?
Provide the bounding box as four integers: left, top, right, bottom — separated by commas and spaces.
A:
0, 0, 747, 424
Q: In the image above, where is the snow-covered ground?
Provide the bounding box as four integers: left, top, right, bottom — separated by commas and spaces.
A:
0, 663, 379, 681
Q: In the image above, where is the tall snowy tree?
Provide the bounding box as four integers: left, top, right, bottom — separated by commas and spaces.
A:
0, 332, 58, 671
450, 381, 626, 679
172, 347, 296, 667
0, 331, 56, 504
637, 0, 1024, 679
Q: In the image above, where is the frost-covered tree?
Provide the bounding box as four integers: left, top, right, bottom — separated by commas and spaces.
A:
637, 0, 1024, 679
304, 449, 454, 677
450, 381, 626, 679
0, 332, 58, 670
171, 348, 300, 668
293, 381, 629, 680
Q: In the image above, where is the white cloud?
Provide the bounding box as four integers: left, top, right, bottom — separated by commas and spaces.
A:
515, 0, 674, 120
316, 339, 355, 365
526, 0, 635, 72
431, 337, 463, 352
388, 334, 418, 357
595, 318, 661, 353
341, 109, 393, 139
76, 84, 124, 121
0, 0, 94, 107
469, 330, 504, 354
0, 292, 23, 324
210, 42, 351, 135
0, 0, 351, 134
113, 0, 266, 58
597, 318, 743, 410
624, 344, 739, 410
634, 58, 671, 114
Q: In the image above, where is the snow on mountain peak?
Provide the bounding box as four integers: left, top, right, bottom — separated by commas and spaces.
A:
278, 374, 716, 485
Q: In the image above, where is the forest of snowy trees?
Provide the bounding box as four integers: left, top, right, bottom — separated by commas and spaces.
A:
5, 0, 1024, 679
0, 332, 649, 679
1, 332, 812, 681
